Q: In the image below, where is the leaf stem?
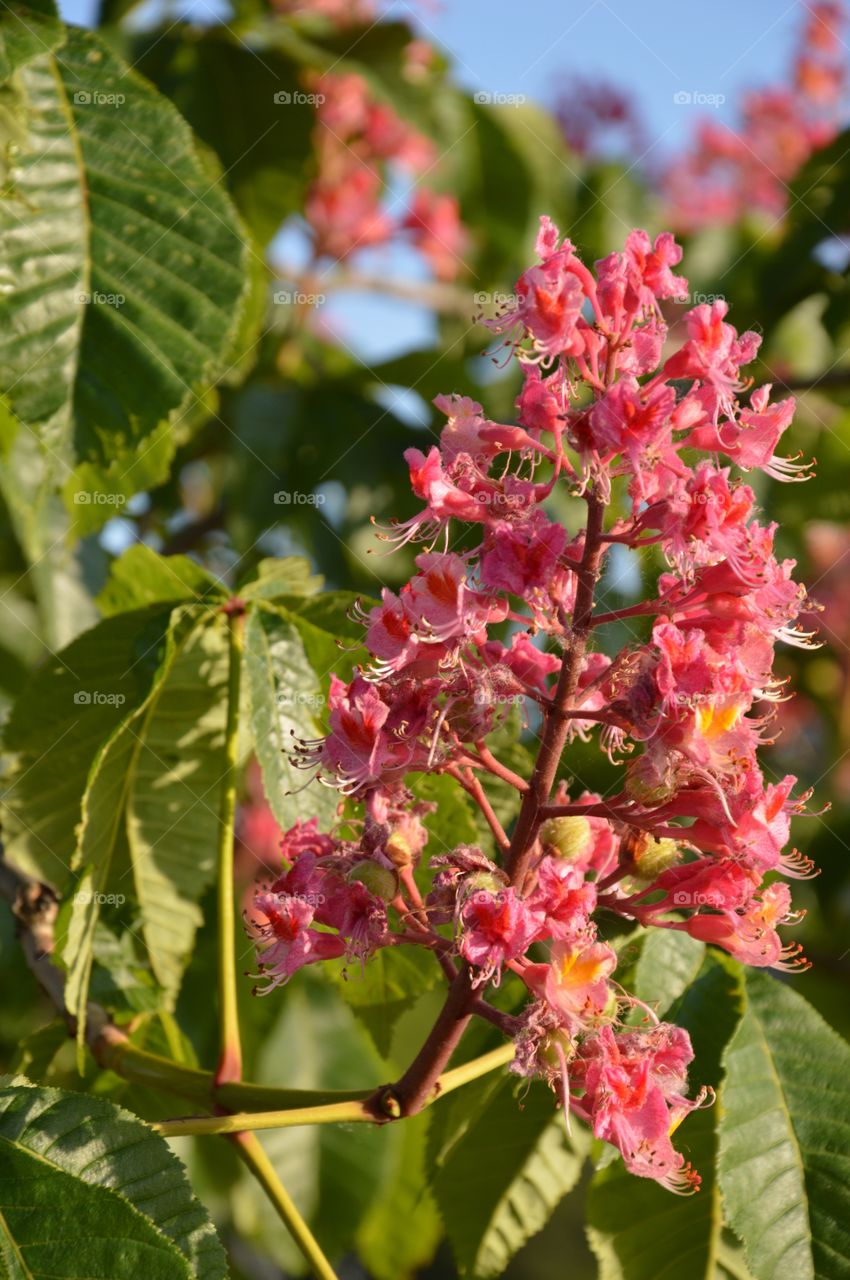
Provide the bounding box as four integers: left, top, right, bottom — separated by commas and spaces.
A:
232, 1132, 340, 1280
152, 1043, 515, 1137
216, 606, 245, 1087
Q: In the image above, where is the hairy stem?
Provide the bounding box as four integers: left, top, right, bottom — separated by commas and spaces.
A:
233, 1132, 340, 1280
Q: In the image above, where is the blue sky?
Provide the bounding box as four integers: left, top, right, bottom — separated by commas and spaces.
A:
391, 0, 801, 152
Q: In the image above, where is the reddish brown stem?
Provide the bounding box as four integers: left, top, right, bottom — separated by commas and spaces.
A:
377, 492, 607, 1118
472, 741, 530, 791
446, 764, 510, 851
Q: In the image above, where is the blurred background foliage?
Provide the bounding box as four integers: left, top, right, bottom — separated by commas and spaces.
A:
2, 0, 850, 1276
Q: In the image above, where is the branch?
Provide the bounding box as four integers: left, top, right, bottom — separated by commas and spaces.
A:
154, 1044, 515, 1138
233, 1132, 340, 1280
273, 262, 476, 317
0, 848, 515, 1118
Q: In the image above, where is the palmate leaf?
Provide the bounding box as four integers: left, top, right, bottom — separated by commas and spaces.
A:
586, 955, 746, 1280
718, 971, 850, 1280
242, 601, 339, 831
0, 1079, 226, 1279
0, 18, 251, 535
1, 602, 178, 887
60, 605, 229, 1058
428, 1072, 589, 1278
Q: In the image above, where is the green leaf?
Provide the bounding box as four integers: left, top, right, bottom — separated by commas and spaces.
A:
632, 929, 706, 1018
2, 603, 177, 887
61, 609, 230, 1055
331, 946, 439, 1058
718, 970, 850, 1280
0, 26, 249, 532
131, 31, 316, 245
586, 955, 746, 1280
0, 1080, 226, 1278
9, 1021, 69, 1082
0, 0, 63, 81
429, 1073, 589, 1277
123, 613, 229, 996
239, 555, 323, 602
242, 601, 338, 830
97, 545, 227, 616
356, 1112, 441, 1280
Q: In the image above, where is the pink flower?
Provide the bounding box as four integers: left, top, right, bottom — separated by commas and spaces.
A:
483, 217, 590, 359
526, 857, 597, 944
683, 882, 808, 972
459, 887, 543, 986
404, 190, 468, 281
249, 892, 346, 993
480, 512, 566, 596
663, 301, 761, 421
320, 675, 408, 792
575, 1025, 703, 1193
525, 940, 617, 1026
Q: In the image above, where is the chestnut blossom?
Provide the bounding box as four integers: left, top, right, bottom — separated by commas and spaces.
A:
255, 218, 818, 1195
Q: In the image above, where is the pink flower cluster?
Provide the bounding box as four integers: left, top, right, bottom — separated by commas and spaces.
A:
664, 1, 846, 231
304, 69, 467, 278
252, 218, 816, 1193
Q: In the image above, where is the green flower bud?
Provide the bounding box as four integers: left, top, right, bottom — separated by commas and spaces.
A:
633, 836, 680, 881
538, 815, 592, 860
347, 862, 399, 902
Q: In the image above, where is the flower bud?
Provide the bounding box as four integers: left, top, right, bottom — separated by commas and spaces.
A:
625, 756, 677, 805
384, 830, 414, 868
633, 836, 681, 881
538, 816, 592, 860
347, 862, 399, 902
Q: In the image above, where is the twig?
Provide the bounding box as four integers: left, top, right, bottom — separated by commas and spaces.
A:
233, 1132, 340, 1280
